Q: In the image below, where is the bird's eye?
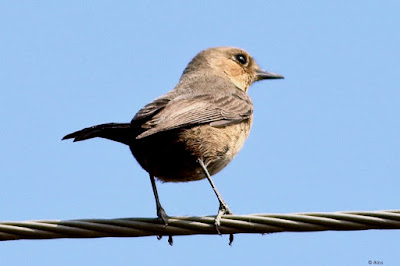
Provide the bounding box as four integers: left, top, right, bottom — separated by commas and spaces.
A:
235, 54, 247, 65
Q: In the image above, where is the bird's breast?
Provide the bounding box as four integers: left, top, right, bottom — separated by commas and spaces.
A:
130, 117, 253, 182
178, 116, 253, 175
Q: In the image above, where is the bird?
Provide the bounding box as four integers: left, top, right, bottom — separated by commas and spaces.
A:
63, 46, 284, 229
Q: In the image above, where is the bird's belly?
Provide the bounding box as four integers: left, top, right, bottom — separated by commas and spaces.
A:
130, 119, 252, 182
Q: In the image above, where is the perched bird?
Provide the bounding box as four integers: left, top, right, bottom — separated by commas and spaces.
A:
63, 47, 283, 228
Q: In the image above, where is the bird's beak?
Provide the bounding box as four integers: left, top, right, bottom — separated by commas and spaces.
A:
255, 69, 284, 80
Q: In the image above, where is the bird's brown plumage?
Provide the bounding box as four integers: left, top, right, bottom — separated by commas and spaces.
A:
63, 46, 283, 225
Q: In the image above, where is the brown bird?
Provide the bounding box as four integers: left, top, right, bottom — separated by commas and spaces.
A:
63, 46, 283, 228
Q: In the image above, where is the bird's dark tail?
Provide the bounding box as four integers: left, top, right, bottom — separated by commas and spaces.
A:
62, 123, 133, 145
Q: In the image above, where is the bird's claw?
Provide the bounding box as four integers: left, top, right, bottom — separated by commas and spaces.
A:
214, 202, 232, 233
214, 203, 234, 245
157, 206, 169, 226
156, 207, 173, 245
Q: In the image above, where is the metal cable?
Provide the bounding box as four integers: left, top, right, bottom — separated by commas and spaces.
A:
1, 210, 399, 241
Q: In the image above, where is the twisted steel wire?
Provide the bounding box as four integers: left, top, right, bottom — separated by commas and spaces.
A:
1, 210, 399, 241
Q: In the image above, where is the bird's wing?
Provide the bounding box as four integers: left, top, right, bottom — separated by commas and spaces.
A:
135, 92, 253, 139
131, 97, 170, 121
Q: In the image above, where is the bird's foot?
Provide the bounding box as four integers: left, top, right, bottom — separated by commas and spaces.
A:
214, 202, 232, 233
157, 206, 169, 225
214, 203, 234, 245
156, 206, 173, 245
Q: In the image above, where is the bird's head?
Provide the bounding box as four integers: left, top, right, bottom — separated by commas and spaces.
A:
182, 47, 284, 92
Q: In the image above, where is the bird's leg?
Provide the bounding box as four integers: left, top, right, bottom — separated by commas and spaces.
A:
149, 174, 174, 244
149, 174, 169, 225
197, 159, 233, 232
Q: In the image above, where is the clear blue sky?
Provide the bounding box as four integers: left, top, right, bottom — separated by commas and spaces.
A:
1, 1, 399, 265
